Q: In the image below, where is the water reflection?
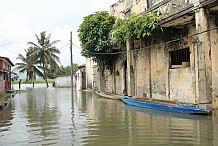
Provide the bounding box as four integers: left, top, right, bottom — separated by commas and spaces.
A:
0, 87, 217, 146
25, 88, 60, 143
0, 98, 13, 132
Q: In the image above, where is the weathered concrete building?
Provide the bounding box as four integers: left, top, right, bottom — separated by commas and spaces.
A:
0, 56, 14, 93
93, 0, 218, 106
75, 65, 86, 90
85, 58, 97, 89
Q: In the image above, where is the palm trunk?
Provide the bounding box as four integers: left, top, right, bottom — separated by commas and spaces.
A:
26, 73, 29, 83
32, 80, 35, 87
43, 63, 49, 87
45, 77, 49, 87
44, 70, 49, 87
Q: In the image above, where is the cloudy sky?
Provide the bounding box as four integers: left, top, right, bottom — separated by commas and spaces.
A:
0, 0, 118, 67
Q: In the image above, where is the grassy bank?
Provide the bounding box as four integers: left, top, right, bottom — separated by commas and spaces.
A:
13, 78, 55, 84
0, 92, 7, 99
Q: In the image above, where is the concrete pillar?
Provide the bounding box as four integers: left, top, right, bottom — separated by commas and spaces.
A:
165, 46, 170, 100
99, 70, 104, 92
79, 70, 83, 90
126, 40, 135, 96
113, 65, 116, 94
121, 66, 125, 95
211, 16, 218, 105
145, 47, 151, 98
195, 7, 212, 105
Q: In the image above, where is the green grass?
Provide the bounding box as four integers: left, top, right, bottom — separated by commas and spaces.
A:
0, 90, 28, 99
0, 92, 7, 99
15, 90, 28, 94
13, 78, 55, 84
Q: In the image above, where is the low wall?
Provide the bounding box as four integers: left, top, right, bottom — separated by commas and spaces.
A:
54, 76, 72, 88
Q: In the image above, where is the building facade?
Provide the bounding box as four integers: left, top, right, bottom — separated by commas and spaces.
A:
0, 56, 14, 93
75, 65, 86, 90
92, 0, 218, 106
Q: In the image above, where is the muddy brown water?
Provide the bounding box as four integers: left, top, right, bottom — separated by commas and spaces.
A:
0, 86, 218, 146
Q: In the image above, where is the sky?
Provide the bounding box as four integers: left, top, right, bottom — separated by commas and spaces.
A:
0, 0, 118, 67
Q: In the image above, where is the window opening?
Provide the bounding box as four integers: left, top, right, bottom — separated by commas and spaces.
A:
170, 48, 190, 69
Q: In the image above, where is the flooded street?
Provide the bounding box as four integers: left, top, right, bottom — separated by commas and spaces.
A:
0, 86, 218, 146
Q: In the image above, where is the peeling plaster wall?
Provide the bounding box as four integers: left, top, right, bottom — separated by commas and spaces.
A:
150, 45, 167, 100
110, 0, 147, 19
211, 16, 218, 105
133, 47, 147, 97
169, 68, 195, 103
92, 65, 99, 90
104, 70, 112, 93
85, 58, 96, 89
106, 0, 218, 105
0, 80, 5, 93
114, 56, 123, 95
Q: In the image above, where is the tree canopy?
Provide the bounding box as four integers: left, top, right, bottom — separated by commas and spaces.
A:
14, 31, 61, 87
58, 64, 79, 77
78, 11, 116, 70
15, 48, 43, 86
27, 31, 61, 87
78, 11, 162, 71
113, 13, 162, 44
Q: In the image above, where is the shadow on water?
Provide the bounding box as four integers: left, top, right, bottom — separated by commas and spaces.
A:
122, 104, 212, 121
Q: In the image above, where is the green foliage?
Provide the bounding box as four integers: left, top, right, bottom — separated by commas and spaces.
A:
0, 92, 7, 99
58, 64, 79, 76
14, 48, 43, 83
15, 31, 60, 87
113, 12, 162, 44
78, 11, 116, 70
112, 18, 127, 44
28, 31, 60, 87
13, 78, 55, 84
78, 11, 161, 71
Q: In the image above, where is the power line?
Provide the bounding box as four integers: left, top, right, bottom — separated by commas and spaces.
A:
0, 34, 23, 51
90, 26, 218, 55
72, 43, 82, 50
59, 43, 69, 50
0, 43, 19, 55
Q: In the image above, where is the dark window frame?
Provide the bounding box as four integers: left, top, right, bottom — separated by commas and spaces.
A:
170, 48, 190, 69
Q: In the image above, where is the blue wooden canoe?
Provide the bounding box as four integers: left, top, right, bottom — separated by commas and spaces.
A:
119, 97, 212, 115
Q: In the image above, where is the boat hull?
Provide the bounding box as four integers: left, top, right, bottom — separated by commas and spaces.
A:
120, 97, 212, 115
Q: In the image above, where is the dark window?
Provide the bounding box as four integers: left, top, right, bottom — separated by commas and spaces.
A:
170, 48, 190, 69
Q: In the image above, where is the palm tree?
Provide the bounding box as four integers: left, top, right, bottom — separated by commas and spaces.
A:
28, 31, 60, 87
14, 48, 43, 87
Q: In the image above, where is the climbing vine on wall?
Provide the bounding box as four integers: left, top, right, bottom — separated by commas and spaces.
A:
78, 11, 162, 72
113, 12, 162, 44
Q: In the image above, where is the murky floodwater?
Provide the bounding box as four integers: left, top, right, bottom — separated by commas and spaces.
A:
0, 86, 218, 146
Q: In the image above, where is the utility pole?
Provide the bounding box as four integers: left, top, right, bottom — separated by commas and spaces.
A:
70, 31, 74, 93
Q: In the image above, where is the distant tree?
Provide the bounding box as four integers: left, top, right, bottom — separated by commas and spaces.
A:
14, 48, 43, 87
46, 60, 60, 79
73, 64, 79, 74
58, 64, 79, 76
28, 31, 60, 87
